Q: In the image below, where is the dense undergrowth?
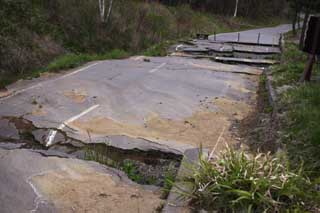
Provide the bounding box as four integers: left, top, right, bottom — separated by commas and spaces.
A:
177, 148, 318, 212
0, 0, 287, 89
272, 34, 320, 178
175, 34, 320, 212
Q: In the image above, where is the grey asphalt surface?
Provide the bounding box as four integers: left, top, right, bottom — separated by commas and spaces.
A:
0, 23, 294, 212
210, 24, 293, 45
0, 56, 258, 152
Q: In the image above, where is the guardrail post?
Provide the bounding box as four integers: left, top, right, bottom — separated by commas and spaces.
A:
257, 33, 261, 44
237, 33, 240, 42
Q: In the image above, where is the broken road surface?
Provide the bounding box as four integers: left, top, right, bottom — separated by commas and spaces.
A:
0, 24, 292, 212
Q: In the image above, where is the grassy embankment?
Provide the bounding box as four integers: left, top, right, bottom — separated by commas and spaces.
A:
173, 34, 320, 212
0, 1, 288, 89
272, 33, 320, 177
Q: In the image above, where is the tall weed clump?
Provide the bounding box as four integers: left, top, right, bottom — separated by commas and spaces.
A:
176, 148, 318, 212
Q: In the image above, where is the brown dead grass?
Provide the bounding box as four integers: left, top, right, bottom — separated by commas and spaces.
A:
70, 97, 252, 150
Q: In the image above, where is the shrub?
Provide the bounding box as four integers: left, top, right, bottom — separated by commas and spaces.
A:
46, 49, 128, 72
176, 147, 318, 212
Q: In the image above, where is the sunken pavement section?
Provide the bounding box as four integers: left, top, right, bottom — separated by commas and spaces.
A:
0, 24, 291, 212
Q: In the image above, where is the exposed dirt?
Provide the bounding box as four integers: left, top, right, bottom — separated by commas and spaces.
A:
0, 88, 11, 98
238, 78, 280, 153
188, 61, 263, 75
32, 106, 47, 116
225, 80, 254, 94
64, 89, 87, 103
32, 163, 163, 213
70, 97, 253, 151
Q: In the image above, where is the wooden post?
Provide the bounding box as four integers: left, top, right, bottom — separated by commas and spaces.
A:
300, 19, 320, 82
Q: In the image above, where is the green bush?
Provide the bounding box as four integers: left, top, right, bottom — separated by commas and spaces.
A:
272, 42, 307, 86
280, 84, 320, 177
46, 49, 128, 72
176, 148, 318, 212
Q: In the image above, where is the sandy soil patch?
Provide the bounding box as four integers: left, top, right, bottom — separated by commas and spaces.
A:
0, 89, 11, 98
32, 106, 47, 116
32, 163, 162, 213
64, 89, 87, 103
70, 97, 253, 150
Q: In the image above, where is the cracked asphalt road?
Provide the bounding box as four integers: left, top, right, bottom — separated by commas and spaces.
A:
0, 23, 293, 212
0, 56, 260, 153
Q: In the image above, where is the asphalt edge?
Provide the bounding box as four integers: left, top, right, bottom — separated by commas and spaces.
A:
162, 148, 209, 213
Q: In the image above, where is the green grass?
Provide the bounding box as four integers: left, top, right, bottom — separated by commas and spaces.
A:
143, 40, 175, 57
121, 161, 143, 183
0, 49, 128, 89
270, 36, 320, 178
46, 49, 129, 72
175, 147, 319, 212
280, 84, 320, 177
272, 42, 308, 86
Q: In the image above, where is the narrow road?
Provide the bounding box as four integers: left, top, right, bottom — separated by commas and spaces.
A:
0, 23, 293, 213
211, 24, 292, 45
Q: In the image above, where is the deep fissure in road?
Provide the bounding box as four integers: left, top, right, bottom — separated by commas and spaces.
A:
0, 116, 182, 188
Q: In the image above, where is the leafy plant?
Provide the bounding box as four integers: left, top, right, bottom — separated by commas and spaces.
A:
161, 163, 177, 198
175, 147, 318, 212
121, 160, 142, 183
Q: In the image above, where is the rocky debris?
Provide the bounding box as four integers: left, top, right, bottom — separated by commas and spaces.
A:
174, 38, 281, 65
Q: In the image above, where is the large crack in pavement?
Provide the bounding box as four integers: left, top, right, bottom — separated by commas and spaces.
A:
0, 116, 182, 188
0, 28, 286, 212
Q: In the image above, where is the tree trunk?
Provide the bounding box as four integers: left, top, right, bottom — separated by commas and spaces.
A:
99, 0, 105, 22
300, 54, 315, 82
292, 9, 297, 35
233, 0, 239, 17
299, 11, 310, 50
105, 0, 114, 25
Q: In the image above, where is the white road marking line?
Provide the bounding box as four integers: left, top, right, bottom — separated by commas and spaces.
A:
27, 172, 48, 213
175, 44, 183, 51
45, 104, 100, 147
1, 62, 101, 101
149, 63, 166, 73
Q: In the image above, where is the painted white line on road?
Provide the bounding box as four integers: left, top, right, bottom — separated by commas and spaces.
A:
27, 172, 47, 213
1, 62, 101, 101
45, 104, 100, 147
149, 63, 167, 73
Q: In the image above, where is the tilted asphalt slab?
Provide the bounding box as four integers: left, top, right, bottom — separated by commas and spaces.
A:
0, 23, 294, 212
0, 56, 260, 153
210, 24, 292, 45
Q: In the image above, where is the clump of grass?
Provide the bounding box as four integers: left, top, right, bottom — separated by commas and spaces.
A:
175, 147, 318, 212
143, 40, 174, 57
272, 42, 307, 86
161, 163, 177, 199
46, 49, 129, 72
280, 83, 320, 177
121, 160, 143, 183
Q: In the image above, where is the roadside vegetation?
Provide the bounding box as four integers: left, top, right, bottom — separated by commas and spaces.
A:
174, 32, 320, 212
272, 34, 320, 178
177, 148, 318, 212
0, 0, 288, 89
